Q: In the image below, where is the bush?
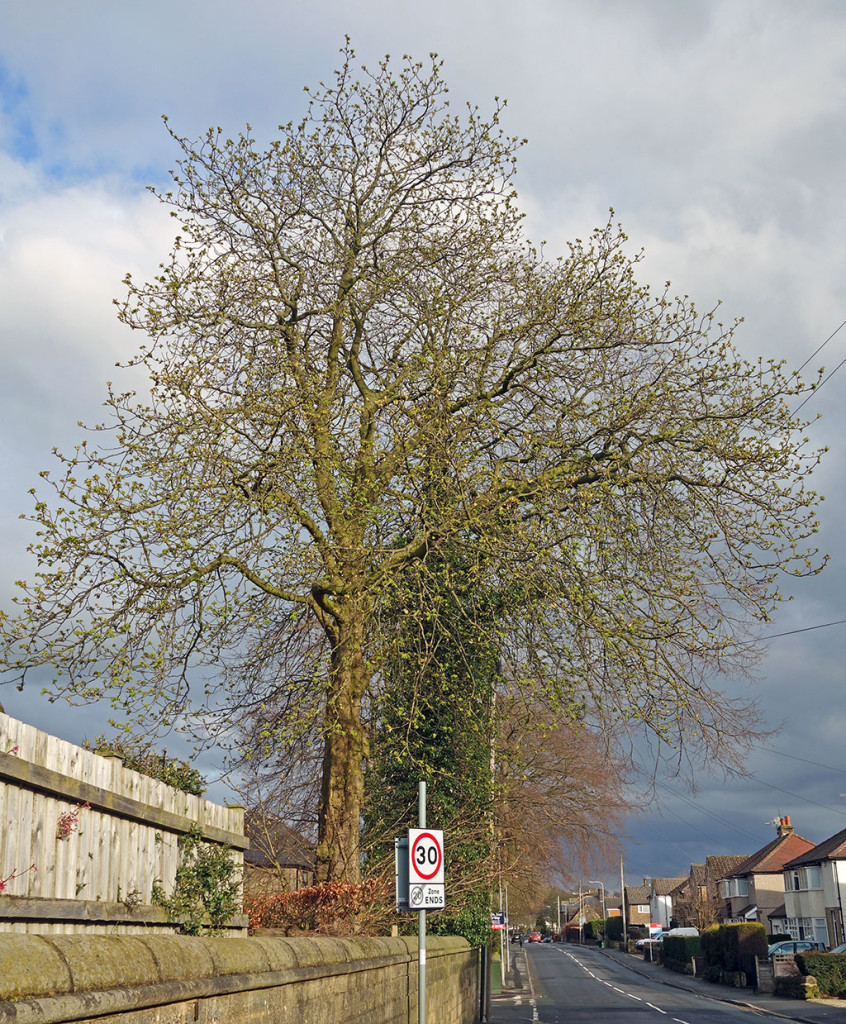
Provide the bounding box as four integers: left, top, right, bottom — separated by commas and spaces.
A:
797, 953, 846, 996
84, 734, 206, 795
768, 932, 791, 943
245, 879, 391, 935
606, 916, 624, 941
663, 935, 702, 973
628, 925, 647, 941
152, 826, 241, 934
700, 922, 766, 978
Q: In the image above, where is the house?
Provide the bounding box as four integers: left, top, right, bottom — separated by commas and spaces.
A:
624, 884, 652, 929
648, 876, 688, 929
667, 863, 711, 928
717, 815, 815, 928
243, 809, 314, 895
782, 825, 846, 948
704, 854, 749, 919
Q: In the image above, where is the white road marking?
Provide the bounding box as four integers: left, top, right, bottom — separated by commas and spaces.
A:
559, 947, 677, 1017
672, 1019, 691, 1023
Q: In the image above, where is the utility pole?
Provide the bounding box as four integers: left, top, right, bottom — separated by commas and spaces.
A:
620, 855, 627, 946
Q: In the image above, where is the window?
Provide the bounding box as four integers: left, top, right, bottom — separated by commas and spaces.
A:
637, 905, 650, 914
784, 867, 822, 891
721, 878, 748, 898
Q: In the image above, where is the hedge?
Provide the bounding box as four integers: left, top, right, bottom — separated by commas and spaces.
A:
606, 917, 624, 941
700, 922, 767, 977
662, 935, 702, 973
797, 953, 846, 997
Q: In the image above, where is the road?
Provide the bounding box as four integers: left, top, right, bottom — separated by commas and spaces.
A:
494, 943, 794, 1024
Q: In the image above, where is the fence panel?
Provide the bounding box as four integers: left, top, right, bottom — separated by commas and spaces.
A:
0, 711, 247, 935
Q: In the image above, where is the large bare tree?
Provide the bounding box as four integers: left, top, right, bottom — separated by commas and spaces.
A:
0, 46, 825, 882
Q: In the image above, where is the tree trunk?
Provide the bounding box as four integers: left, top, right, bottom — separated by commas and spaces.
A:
313, 611, 370, 883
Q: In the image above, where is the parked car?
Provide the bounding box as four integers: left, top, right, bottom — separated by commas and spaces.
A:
528, 931, 542, 943
542, 935, 553, 943
828, 942, 846, 954
767, 940, 822, 957
511, 933, 523, 944
635, 932, 669, 950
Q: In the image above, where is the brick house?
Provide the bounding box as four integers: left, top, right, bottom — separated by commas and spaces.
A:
718, 815, 815, 928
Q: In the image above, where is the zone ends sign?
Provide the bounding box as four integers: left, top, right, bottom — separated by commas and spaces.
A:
407, 828, 445, 910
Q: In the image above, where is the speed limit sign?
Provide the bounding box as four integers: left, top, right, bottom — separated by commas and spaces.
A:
409, 829, 444, 885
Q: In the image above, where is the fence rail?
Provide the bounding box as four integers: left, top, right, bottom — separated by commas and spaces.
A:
0, 711, 247, 935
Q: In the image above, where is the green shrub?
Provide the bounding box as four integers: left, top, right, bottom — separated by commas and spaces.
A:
663, 934, 702, 972
768, 932, 791, 943
152, 825, 241, 934
84, 734, 206, 795
797, 953, 846, 996
701, 922, 766, 977
606, 916, 624, 941
700, 925, 724, 971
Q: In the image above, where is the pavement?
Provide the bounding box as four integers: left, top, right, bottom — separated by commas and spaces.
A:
491, 943, 846, 1023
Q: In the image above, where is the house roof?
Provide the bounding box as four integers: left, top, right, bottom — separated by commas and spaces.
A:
690, 863, 707, 887
625, 885, 650, 903
768, 903, 786, 920
705, 854, 749, 882
783, 826, 846, 868
651, 875, 688, 896
727, 831, 816, 877
243, 809, 314, 870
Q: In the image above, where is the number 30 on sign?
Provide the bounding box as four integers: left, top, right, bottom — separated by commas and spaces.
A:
408, 826, 444, 878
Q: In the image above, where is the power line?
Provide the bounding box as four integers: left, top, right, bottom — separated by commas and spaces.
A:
762, 747, 846, 776
727, 618, 846, 647
796, 316, 846, 374
656, 781, 764, 841
793, 316, 846, 414
749, 777, 846, 819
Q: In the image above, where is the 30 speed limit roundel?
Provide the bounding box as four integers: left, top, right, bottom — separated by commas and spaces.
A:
408, 829, 444, 885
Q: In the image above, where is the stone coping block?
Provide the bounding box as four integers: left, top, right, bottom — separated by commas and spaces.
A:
0, 933, 470, 1002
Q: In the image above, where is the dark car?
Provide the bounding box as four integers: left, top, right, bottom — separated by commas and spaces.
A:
768, 940, 822, 957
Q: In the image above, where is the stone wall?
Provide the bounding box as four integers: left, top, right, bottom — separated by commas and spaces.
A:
0, 933, 478, 1023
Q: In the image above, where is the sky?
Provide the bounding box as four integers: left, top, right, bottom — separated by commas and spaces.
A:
1, 0, 846, 894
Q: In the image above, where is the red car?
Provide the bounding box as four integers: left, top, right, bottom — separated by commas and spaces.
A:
528, 931, 542, 943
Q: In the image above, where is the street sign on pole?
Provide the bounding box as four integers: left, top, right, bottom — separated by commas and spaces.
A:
408, 828, 445, 909
491, 912, 505, 930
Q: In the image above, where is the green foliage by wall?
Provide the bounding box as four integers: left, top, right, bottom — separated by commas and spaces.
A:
662, 935, 702, 973
700, 921, 766, 977
364, 551, 499, 944
152, 826, 241, 934
796, 953, 846, 997
85, 734, 206, 795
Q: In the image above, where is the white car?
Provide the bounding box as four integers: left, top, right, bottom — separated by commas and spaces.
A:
635, 932, 669, 949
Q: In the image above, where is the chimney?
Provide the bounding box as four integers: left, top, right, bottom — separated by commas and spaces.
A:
777, 815, 794, 838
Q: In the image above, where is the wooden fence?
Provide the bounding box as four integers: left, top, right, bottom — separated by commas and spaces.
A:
0, 711, 248, 935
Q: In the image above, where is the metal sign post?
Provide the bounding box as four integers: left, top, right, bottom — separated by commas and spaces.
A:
418, 780, 426, 1024
392, 781, 446, 1024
